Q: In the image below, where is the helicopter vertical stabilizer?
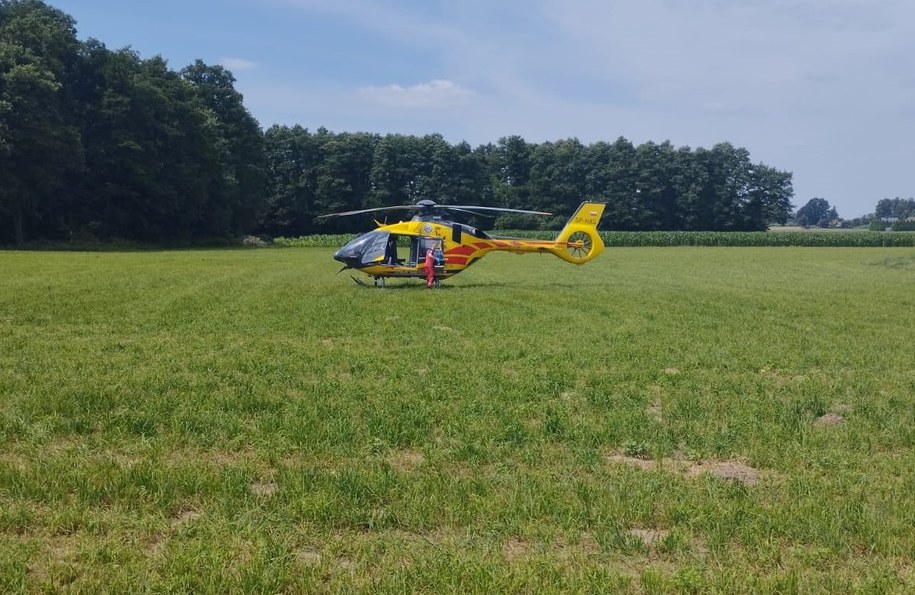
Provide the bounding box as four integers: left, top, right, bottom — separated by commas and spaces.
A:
552, 202, 606, 264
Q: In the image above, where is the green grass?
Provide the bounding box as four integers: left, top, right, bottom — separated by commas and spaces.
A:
1, 247, 914, 593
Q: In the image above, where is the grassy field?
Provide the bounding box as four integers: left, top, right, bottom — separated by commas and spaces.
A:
1, 247, 914, 593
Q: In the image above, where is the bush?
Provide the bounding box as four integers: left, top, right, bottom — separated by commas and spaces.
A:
273, 234, 356, 247
891, 220, 915, 232
869, 220, 887, 231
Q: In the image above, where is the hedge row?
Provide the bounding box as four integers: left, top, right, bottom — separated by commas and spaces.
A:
273, 235, 357, 247
274, 231, 915, 248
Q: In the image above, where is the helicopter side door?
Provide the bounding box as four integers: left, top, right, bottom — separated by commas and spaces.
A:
410, 237, 443, 266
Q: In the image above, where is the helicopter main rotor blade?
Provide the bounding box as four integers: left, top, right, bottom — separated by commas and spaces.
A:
443, 207, 496, 219
445, 205, 552, 216
316, 205, 416, 219
316, 200, 552, 219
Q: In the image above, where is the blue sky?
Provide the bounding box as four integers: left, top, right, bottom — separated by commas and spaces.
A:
50, 0, 915, 218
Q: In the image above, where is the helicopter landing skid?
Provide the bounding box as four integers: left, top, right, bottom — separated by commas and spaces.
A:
349, 275, 388, 288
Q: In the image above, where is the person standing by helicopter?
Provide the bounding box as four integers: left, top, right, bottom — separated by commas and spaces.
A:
424, 245, 436, 288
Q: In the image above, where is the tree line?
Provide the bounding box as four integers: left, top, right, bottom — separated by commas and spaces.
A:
3, 0, 800, 245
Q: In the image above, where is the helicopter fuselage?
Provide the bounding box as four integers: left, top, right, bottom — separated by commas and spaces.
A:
332, 203, 606, 284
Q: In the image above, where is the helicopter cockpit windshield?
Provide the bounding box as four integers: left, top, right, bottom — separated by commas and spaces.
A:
333, 230, 391, 267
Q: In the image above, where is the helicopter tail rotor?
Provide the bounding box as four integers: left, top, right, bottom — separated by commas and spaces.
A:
552, 202, 607, 264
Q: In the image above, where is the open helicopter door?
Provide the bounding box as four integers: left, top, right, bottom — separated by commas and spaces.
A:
410, 236, 443, 265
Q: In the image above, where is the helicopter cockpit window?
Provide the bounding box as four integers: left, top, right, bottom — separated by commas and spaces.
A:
363, 232, 391, 265
339, 230, 391, 266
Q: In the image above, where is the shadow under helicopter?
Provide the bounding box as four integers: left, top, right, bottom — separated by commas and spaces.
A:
342, 277, 584, 290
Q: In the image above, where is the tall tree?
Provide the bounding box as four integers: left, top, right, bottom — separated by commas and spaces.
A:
369, 133, 426, 208
796, 197, 836, 227
670, 145, 710, 231
529, 138, 586, 218
704, 143, 751, 231
261, 125, 319, 236
451, 141, 489, 205
181, 60, 266, 236
599, 137, 640, 230
73, 44, 150, 239
0, 0, 82, 244
744, 164, 793, 228
875, 197, 915, 220
314, 130, 378, 233
633, 141, 678, 230
490, 135, 532, 211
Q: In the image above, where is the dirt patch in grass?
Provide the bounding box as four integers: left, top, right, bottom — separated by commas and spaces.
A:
386, 449, 424, 472
144, 534, 167, 558
501, 366, 520, 379
250, 481, 278, 497
607, 451, 765, 486
170, 507, 201, 527
297, 547, 322, 565
606, 454, 689, 473
550, 533, 601, 564
646, 401, 664, 422
577, 532, 601, 555
502, 536, 533, 561
685, 460, 760, 486
0, 450, 29, 469
628, 528, 670, 546
165, 446, 267, 471
758, 367, 806, 385
815, 413, 845, 426
27, 535, 80, 582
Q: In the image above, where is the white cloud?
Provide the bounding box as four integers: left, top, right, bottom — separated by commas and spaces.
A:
358, 80, 474, 108
220, 57, 257, 72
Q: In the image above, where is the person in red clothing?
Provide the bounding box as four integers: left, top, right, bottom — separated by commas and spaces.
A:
424, 246, 436, 288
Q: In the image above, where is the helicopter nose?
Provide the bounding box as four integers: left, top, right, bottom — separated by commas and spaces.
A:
333, 246, 360, 267
331, 231, 387, 268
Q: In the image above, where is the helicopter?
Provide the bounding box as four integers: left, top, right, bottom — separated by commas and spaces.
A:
317, 200, 607, 286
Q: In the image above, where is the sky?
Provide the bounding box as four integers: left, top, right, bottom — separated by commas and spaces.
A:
50, 0, 915, 218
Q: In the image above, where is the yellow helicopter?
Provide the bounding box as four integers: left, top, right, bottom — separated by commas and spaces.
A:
318, 200, 607, 286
